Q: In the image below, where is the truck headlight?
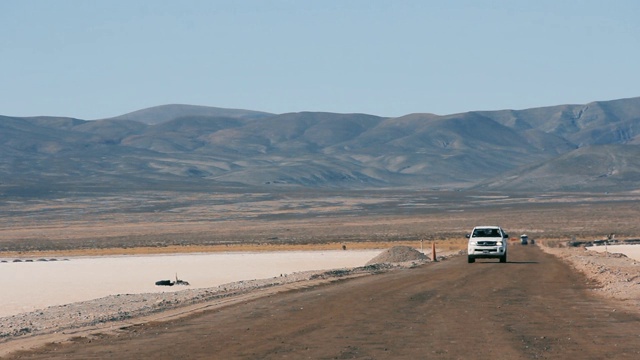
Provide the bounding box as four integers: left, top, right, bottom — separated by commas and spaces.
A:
496, 241, 502, 246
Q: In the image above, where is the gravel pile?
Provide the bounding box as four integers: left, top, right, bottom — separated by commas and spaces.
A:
365, 246, 428, 265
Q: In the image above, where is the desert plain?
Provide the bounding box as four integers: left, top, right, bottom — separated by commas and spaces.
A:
2, 189, 640, 359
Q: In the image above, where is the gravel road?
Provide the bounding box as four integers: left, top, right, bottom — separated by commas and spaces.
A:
5, 244, 640, 359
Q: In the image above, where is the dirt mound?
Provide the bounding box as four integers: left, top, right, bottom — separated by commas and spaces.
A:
366, 246, 428, 265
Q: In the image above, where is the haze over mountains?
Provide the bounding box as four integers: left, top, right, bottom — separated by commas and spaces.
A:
2, 97, 640, 196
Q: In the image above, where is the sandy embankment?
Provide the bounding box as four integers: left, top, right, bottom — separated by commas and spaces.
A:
540, 243, 640, 307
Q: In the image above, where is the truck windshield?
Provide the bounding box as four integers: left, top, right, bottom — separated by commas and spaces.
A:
473, 229, 500, 237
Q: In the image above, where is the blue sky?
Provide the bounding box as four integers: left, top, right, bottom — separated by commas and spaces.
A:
1, 0, 639, 119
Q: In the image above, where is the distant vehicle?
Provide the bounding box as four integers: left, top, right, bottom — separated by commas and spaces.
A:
520, 234, 529, 245
466, 226, 508, 263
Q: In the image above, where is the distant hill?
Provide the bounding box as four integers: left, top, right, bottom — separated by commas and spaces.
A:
2, 97, 640, 196
107, 104, 273, 125
475, 144, 640, 192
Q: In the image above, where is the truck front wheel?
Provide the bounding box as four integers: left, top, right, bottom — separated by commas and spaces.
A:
468, 256, 475, 263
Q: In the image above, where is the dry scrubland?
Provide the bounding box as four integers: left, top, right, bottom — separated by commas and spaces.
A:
2, 190, 640, 257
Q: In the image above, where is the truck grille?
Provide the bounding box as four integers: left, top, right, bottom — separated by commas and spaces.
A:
477, 241, 497, 246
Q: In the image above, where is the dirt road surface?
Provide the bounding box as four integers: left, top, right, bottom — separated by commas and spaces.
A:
7, 245, 640, 359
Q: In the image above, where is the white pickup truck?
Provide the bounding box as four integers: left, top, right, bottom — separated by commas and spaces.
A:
466, 226, 508, 263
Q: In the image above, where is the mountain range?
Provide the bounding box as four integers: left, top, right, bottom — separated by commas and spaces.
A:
2, 97, 640, 196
